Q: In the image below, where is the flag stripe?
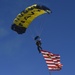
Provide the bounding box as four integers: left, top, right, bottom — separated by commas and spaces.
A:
41, 50, 63, 71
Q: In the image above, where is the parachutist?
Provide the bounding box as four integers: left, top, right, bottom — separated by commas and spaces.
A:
34, 36, 42, 53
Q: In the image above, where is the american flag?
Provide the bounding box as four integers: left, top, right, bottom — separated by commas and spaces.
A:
41, 50, 63, 71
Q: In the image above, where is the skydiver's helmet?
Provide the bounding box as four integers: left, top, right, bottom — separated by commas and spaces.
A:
34, 36, 41, 41
11, 24, 26, 34
34, 36, 40, 40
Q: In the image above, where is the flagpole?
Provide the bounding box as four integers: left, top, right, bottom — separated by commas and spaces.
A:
48, 70, 52, 75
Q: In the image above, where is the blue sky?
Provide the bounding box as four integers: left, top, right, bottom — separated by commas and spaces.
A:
0, 0, 75, 75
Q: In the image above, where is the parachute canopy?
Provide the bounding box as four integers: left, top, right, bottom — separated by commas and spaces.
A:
11, 4, 52, 34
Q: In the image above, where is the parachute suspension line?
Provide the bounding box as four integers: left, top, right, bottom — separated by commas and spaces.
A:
28, 26, 39, 40
28, 24, 40, 40
32, 24, 40, 36
28, 28, 35, 39
39, 24, 44, 36
32, 22, 45, 37
37, 22, 45, 36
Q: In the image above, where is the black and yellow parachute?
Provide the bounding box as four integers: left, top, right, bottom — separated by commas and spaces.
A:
11, 4, 52, 34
